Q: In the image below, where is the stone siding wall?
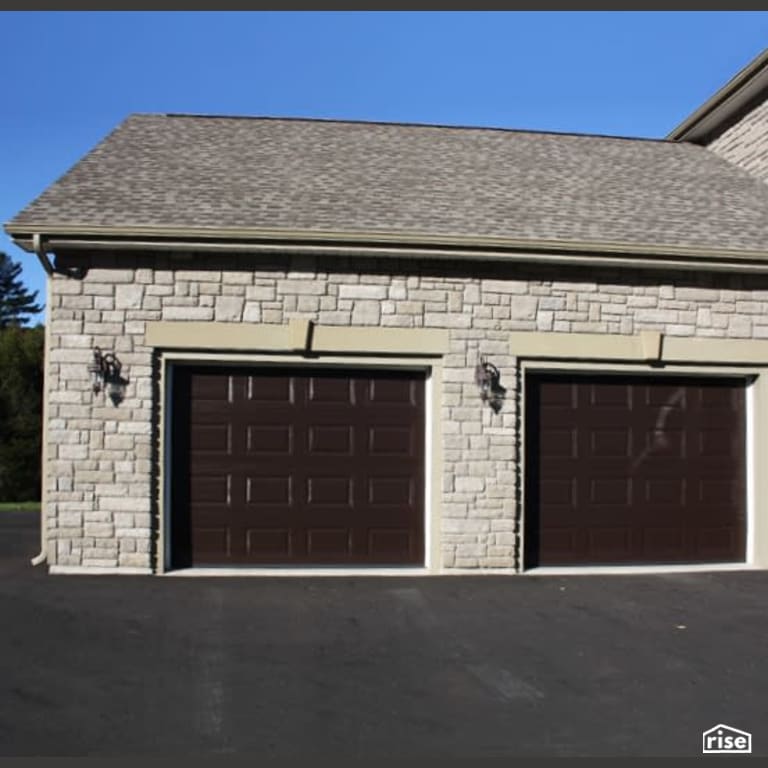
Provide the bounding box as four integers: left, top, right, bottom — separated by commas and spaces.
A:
708, 97, 768, 183
45, 252, 768, 570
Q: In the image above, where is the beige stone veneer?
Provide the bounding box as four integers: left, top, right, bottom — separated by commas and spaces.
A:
44, 251, 768, 572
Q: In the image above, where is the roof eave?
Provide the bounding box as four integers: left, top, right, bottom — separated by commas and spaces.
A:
8, 223, 768, 275
668, 48, 768, 144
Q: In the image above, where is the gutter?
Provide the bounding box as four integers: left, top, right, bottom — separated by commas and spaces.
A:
8, 222, 768, 272
6, 221, 768, 262
13, 234, 768, 275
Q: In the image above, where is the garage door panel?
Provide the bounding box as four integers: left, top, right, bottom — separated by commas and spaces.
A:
644, 478, 686, 504
642, 527, 685, 555
696, 527, 739, 556
190, 374, 232, 401
589, 428, 632, 457
306, 476, 354, 506
539, 381, 576, 407
190, 424, 232, 454
190, 400, 238, 419
246, 528, 293, 557
246, 425, 294, 455
246, 476, 293, 505
368, 425, 415, 456
697, 386, 738, 409
698, 430, 740, 457
697, 479, 741, 505
644, 383, 686, 407
368, 477, 414, 506
172, 366, 425, 567
307, 376, 355, 405
368, 529, 414, 558
540, 478, 576, 506
587, 527, 632, 558
190, 474, 231, 504
527, 374, 746, 566
642, 428, 685, 458
307, 425, 354, 455
540, 528, 577, 559
193, 528, 231, 559
306, 528, 351, 556
246, 375, 294, 403
587, 383, 632, 408
540, 428, 577, 458
368, 378, 419, 405
588, 478, 632, 505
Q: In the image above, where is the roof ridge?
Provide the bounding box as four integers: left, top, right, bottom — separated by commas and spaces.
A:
145, 112, 674, 144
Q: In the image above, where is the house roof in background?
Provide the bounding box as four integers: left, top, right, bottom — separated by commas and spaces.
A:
7, 112, 768, 260
667, 48, 768, 144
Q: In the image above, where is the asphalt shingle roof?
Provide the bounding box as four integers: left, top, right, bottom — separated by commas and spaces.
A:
8, 113, 768, 255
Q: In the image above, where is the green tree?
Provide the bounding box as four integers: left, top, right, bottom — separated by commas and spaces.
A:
0, 325, 44, 501
0, 251, 43, 328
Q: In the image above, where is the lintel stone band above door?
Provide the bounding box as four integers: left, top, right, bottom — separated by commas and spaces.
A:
146, 320, 451, 356
509, 330, 768, 365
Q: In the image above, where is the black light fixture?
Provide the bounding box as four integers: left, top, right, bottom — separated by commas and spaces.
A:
475, 356, 506, 413
88, 347, 124, 401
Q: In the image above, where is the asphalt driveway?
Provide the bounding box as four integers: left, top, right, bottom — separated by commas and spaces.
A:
1, 511, 766, 757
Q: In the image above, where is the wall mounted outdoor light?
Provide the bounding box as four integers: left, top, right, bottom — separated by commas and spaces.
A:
88, 347, 126, 403
475, 356, 506, 413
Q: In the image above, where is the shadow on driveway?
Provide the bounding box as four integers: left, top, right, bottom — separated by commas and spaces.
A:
0, 512, 766, 756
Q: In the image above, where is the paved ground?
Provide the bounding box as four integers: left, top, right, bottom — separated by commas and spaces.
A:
1, 511, 767, 756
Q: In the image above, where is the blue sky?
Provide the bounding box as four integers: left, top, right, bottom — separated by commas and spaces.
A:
3, 11, 768, 323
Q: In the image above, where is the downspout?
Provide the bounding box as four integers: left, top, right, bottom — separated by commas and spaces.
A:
31, 234, 52, 566
32, 233, 55, 276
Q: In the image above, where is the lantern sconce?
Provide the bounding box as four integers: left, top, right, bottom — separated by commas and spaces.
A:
88, 347, 127, 404
474, 356, 506, 413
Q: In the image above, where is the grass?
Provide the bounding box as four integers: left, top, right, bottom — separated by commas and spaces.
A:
0, 501, 40, 512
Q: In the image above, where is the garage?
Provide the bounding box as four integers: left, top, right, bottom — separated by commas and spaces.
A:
170, 366, 425, 568
524, 373, 747, 567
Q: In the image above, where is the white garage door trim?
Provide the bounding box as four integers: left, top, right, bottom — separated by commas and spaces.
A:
157, 351, 443, 576
519, 359, 762, 574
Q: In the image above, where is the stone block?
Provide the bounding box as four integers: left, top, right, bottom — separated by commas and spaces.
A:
114, 513, 134, 529
115, 284, 145, 309
481, 279, 529, 295
339, 284, 388, 300
86, 269, 136, 284
389, 281, 407, 300
175, 270, 222, 283
424, 312, 471, 329
509, 296, 538, 320
675, 287, 720, 302
100, 496, 151, 512
214, 296, 244, 322
58, 512, 83, 528
351, 301, 381, 325
119, 552, 150, 568
84, 522, 115, 538
58, 444, 89, 460
104, 435, 135, 451
277, 279, 325, 295
162, 306, 214, 321
728, 316, 752, 338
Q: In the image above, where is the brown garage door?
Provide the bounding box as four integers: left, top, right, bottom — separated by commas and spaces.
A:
171, 366, 425, 567
525, 374, 747, 567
